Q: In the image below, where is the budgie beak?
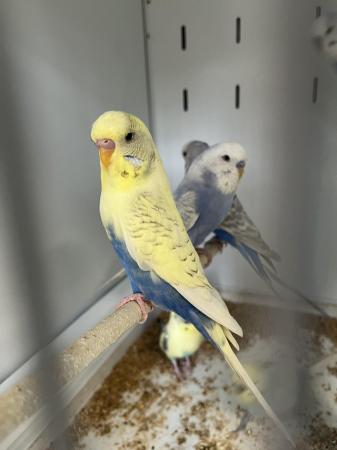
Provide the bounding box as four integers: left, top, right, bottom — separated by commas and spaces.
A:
236, 160, 246, 178
95, 139, 116, 168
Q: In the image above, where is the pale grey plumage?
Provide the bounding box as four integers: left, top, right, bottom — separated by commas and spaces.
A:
182, 140, 210, 172
220, 196, 280, 263
180, 141, 279, 264
175, 175, 234, 247
175, 142, 246, 247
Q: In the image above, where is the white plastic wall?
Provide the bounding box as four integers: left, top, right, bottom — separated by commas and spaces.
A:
0, 0, 149, 381
145, 0, 337, 305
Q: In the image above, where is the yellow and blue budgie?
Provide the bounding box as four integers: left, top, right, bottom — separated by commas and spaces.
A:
91, 111, 294, 445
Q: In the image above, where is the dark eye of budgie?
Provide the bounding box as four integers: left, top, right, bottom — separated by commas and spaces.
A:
125, 132, 135, 142
222, 154, 230, 162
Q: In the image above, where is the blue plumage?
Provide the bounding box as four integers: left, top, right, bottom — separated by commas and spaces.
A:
188, 186, 234, 246
109, 228, 214, 343
214, 228, 272, 282
175, 169, 236, 247
213, 228, 326, 315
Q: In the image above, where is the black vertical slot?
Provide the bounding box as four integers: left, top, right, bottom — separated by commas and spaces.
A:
316, 6, 321, 18
312, 77, 318, 103
235, 85, 240, 109
236, 17, 241, 43
183, 89, 189, 111
181, 25, 186, 50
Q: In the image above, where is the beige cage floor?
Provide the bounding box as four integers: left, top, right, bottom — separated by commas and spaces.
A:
70, 303, 337, 450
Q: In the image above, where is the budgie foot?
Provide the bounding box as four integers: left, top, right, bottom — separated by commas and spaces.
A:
171, 357, 192, 380
118, 294, 154, 323
181, 356, 192, 376
207, 236, 225, 253
197, 237, 224, 268
196, 248, 213, 268
171, 359, 184, 380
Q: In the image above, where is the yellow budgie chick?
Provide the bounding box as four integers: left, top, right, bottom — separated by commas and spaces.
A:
159, 312, 204, 378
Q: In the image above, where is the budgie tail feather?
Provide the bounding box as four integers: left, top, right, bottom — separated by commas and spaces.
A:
214, 228, 326, 317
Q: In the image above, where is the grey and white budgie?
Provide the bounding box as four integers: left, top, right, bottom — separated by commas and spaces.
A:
178, 140, 326, 316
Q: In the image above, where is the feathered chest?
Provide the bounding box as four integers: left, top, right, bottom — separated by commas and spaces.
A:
99, 189, 135, 240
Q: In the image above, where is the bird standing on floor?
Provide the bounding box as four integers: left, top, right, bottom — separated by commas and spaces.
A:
91, 111, 293, 445
159, 312, 204, 378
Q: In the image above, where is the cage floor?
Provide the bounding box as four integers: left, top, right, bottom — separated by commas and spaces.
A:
70, 303, 337, 450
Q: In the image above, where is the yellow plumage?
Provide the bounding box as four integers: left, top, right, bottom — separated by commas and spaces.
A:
159, 313, 204, 360
91, 111, 294, 446
93, 111, 241, 335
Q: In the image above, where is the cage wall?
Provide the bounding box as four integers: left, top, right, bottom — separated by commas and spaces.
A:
0, 0, 148, 381
145, 0, 337, 306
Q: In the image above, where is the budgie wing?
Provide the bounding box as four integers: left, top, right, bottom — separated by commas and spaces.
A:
123, 192, 242, 336
221, 196, 280, 261
175, 189, 199, 231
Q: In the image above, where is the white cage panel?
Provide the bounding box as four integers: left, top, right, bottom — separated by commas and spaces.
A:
0, 0, 149, 381
145, 0, 337, 304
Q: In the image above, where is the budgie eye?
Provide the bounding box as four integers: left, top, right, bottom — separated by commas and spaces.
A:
125, 132, 135, 142
182, 151, 187, 157
222, 154, 230, 162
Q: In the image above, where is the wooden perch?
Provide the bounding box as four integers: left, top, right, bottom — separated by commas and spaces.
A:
0, 236, 223, 441
0, 301, 152, 440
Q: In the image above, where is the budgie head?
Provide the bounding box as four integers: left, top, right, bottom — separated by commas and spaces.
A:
181, 140, 210, 172
188, 142, 247, 195
91, 111, 157, 189
312, 13, 337, 62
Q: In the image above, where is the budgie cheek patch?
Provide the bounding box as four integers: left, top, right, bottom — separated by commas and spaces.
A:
69, 304, 337, 450
123, 155, 143, 167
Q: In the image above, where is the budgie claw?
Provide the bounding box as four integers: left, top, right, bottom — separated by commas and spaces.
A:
118, 294, 154, 323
